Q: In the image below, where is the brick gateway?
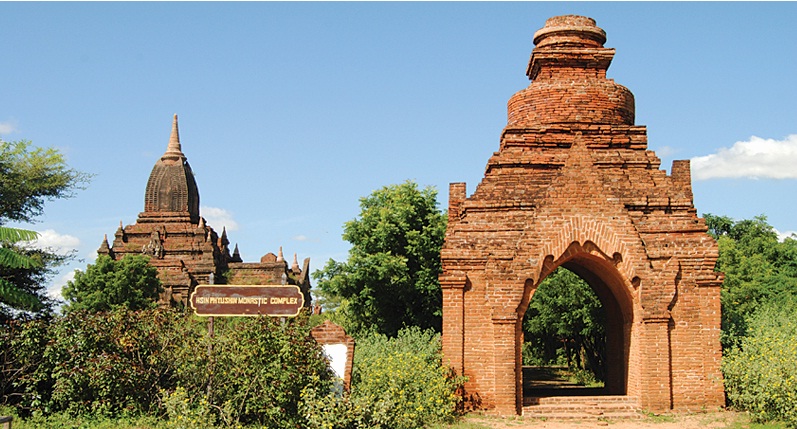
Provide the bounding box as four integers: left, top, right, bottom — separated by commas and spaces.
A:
439, 16, 724, 415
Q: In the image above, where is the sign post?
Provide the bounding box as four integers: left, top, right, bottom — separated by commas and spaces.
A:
190, 284, 305, 317
191, 281, 305, 401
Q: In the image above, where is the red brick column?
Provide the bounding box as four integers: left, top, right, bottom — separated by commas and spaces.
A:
441, 275, 466, 375
640, 318, 672, 412
492, 309, 520, 415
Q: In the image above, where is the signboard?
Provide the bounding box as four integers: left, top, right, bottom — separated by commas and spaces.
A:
190, 284, 304, 317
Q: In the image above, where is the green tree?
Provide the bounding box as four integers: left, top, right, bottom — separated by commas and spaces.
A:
0, 140, 90, 224
705, 214, 797, 348
0, 139, 91, 317
523, 267, 606, 379
313, 181, 447, 337
62, 255, 162, 312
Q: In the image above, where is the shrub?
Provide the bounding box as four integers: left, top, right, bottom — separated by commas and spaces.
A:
342, 327, 463, 429
301, 327, 464, 429
4, 308, 333, 427
25, 308, 179, 416
723, 302, 797, 427
1, 317, 51, 411
172, 314, 334, 428
162, 386, 215, 429
300, 385, 367, 429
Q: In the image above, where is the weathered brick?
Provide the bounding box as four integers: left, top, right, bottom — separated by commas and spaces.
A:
440, 15, 724, 415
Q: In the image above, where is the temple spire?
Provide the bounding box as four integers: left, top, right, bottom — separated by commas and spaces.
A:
231, 244, 242, 262
142, 114, 200, 222
162, 114, 185, 161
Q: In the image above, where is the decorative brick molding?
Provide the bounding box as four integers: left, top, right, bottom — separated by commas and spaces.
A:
440, 15, 724, 415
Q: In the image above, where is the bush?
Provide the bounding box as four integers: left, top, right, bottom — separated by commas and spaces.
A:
2, 308, 333, 427
1, 317, 51, 411
173, 314, 334, 428
723, 302, 797, 427
162, 386, 215, 429
301, 327, 464, 429
9, 308, 180, 416
300, 386, 366, 429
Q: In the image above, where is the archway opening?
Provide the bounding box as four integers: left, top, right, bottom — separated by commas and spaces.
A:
522, 266, 607, 396
521, 254, 632, 399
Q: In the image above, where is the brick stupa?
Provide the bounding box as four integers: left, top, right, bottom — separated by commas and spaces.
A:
440, 16, 723, 415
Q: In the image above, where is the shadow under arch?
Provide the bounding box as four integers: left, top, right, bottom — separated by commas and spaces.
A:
518, 245, 635, 398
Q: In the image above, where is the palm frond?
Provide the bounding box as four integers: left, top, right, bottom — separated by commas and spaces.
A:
0, 226, 39, 243
0, 278, 45, 311
0, 247, 40, 269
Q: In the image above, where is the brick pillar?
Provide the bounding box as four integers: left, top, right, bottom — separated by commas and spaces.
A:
492, 309, 520, 415
640, 318, 672, 412
448, 183, 467, 224
441, 275, 466, 375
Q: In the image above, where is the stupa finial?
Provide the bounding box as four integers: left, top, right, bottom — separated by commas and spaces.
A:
162, 114, 185, 161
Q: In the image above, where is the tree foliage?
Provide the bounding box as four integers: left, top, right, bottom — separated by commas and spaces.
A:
705, 214, 797, 348
0, 139, 90, 317
0, 226, 70, 321
2, 308, 333, 427
62, 255, 163, 313
523, 267, 606, 380
0, 139, 90, 224
722, 300, 797, 426
0, 226, 44, 315
313, 181, 447, 337
301, 327, 464, 429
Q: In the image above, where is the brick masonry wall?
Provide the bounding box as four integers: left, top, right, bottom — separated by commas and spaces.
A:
440, 15, 723, 415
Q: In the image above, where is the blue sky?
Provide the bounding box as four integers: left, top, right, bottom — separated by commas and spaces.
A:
2, 2, 795, 299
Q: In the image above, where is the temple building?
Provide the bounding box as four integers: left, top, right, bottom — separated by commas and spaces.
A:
97, 115, 311, 307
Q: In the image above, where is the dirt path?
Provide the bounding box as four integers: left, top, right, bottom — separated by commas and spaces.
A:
461, 410, 745, 429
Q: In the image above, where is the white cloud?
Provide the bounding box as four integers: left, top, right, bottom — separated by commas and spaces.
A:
26, 229, 81, 255
48, 269, 77, 301
653, 145, 677, 159
0, 120, 18, 136
691, 135, 797, 180
293, 234, 321, 243
201, 206, 239, 231
775, 229, 797, 242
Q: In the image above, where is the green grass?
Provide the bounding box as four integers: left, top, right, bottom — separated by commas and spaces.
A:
8, 413, 167, 429
1, 408, 792, 429
726, 419, 790, 429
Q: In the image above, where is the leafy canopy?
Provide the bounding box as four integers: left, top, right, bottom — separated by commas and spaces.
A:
313, 181, 447, 337
705, 214, 797, 349
0, 139, 91, 224
62, 255, 163, 313
0, 139, 90, 317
